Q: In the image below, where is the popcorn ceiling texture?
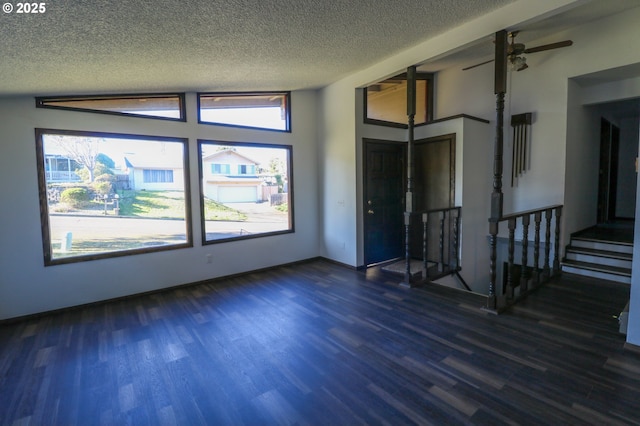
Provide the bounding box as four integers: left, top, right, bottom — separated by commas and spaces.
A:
0, 0, 514, 95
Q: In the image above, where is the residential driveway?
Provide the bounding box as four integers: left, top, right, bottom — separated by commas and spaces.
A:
50, 215, 188, 241
48, 200, 289, 247
204, 201, 289, 239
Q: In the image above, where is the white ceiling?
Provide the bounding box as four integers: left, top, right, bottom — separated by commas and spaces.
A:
1, 0, 639, 97
0, 0, 514, 96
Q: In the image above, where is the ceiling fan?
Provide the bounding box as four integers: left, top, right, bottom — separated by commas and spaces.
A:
463, 31, 573, 71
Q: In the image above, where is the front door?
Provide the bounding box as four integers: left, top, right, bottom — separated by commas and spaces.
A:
363, 139, 405, 265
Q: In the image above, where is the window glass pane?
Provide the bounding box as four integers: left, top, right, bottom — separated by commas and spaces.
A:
199, 141, 293, 243
36, 94, 185, 121
365, 75, 432, 126
37, 129, 191, 265
199, 93, 290, 131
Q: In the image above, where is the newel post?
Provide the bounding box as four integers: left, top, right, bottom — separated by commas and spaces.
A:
402, 65, 418, 287
487, 30, 508, 310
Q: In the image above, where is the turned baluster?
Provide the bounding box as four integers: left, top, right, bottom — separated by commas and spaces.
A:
553, 206, 562, 275
506, 217, 516, 300
520, 214, 530, 292
438, 211, 445, 272
422, 212, 429, 280
543, 209, 552, 279
452, 209, 460, 270
487, 220, 498, 310
533, 211, 542, 287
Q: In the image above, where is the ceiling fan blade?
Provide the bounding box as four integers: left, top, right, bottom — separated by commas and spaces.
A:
523, 40, 573, 54
462, 59, 494, 71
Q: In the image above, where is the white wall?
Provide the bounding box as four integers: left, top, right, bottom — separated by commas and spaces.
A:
0, 91, 320, 320
563, 80, 601, 237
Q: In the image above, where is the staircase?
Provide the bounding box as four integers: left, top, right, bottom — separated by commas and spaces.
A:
561, 224, 633, 284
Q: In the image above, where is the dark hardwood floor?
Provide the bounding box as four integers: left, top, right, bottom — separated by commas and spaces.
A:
1, 259, 638, 425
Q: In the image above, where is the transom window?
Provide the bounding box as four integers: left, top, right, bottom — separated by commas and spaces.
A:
36, 129, 191, 265
198, 140, 294, 243
364, 73, 433, 127
198, 92, 291, 132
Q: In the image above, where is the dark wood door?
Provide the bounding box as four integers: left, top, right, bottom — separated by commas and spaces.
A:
411, 134, 455, 259
598, 118, 620, 223
363, 140, 405, 265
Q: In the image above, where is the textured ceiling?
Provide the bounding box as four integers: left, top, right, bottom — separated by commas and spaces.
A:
0, 0, 517, 96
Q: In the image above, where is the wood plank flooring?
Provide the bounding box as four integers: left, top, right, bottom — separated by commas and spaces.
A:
1, 259, 639, 425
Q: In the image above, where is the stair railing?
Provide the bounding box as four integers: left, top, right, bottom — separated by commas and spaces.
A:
419, 206, 469, 289
487, 204, 562, 312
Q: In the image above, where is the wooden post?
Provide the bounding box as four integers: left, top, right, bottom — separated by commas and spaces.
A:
402, 66, 418, 287
487, 30, 507, 310
491, 30, 508, 221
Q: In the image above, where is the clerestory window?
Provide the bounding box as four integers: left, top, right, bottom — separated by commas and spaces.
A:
198, 92, 290, 132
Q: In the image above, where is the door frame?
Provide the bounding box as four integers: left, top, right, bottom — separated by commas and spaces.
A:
597, 117, 620, 223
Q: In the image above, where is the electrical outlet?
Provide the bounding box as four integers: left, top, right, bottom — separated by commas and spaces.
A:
206, 254, 213, 263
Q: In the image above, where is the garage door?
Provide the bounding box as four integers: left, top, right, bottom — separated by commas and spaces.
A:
218, 186, 257, 203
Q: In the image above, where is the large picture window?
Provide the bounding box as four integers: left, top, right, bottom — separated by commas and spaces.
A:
198, 140, 293, 243
198, 92, 290, 132
36, 129, 192, 265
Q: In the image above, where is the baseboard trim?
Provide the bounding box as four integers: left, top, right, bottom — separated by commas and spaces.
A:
624, 341, 640, 354
0, 256, 335, 325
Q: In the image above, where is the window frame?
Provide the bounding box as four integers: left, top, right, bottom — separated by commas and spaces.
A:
35, 93, 187, 122
197, 92, 291, 132
36, 128, 193, 266
198, 139, 294, 245
363, 72, 434, 128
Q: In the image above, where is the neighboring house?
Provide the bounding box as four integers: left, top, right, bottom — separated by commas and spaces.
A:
124, 155, 184, 191
44, 153, 82, 182
201, 149, 264, 203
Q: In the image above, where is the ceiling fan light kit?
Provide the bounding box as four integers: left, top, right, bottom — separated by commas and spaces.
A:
510, 56, 528, 72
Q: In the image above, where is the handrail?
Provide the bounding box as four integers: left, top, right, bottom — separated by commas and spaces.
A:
486, 204, 563, 312
495, 204, 563, 222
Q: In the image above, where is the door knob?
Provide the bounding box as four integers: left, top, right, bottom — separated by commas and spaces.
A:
368, 209, 374, 214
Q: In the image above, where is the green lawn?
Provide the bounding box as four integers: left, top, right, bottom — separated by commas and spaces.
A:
52, 190, 247, 221
118, 190, 186, 219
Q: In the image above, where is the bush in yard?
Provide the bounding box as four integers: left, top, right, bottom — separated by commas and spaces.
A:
60, 187, 91, 208
91, 175, 114, 196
